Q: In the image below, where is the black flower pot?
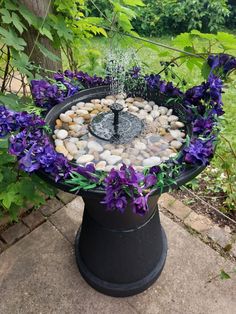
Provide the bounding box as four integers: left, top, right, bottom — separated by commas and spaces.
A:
37, 86, 205, 297
75, 193, 167, 297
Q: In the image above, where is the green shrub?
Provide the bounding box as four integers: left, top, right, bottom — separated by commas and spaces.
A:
133, 0, 230, 36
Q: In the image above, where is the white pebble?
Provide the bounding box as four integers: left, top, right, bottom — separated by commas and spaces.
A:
167, 109, 173, 116
57, 129, 68, 140
151, 110, 160, 118
146, 115, 154, 123
76, 109, 89, 115
73, 117, 84, 124
87, 141, 104, 152
143, 157, 161, 167
144, 104, 152, 112
55, 139, 63, 146
59, 113, 72, 123
77, 154, 94, 164
129, 105, 139, 112
69, 125, 82, 132
134, 142, 147, 150
65, 142, 78, 155
170, 129, 182, 139
126, 97, 134, 103
171, 140, 182, 149
168, 115, 179, 122
100, 150, 111, 160
96, 161, 107, 171
55, 145, 68, 157
107, 155, 122, 165
76, 140, 88, 149
159, 106, 168, 115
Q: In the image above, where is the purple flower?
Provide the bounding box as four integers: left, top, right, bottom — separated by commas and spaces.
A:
132, 194, 149, 215
192, 117, 214, 135
184, 138, 214, 165
208, 54, 236, 74
130, 66, 141, 79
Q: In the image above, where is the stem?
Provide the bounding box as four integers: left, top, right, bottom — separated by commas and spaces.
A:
1, 46, 10, 93
220, 134, 236, 159
215, 152, 234, 195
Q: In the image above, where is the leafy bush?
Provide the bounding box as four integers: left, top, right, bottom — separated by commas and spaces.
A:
132, 0, 230, 36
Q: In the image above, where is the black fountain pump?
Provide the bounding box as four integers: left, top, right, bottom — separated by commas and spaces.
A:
88, 101, 143, 144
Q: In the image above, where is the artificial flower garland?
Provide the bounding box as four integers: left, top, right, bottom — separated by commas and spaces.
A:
1, 54, 235, 215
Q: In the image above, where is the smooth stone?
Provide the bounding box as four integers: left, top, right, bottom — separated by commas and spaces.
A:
126, 97, 134, 103
138, 109, 147, 118
107, 155, 122, 165
67, 154, 74, 161
144, 104, 152, 112
55, 145, 68, 157
129, 105, 139, 112
101, 99, 112, 106
149, 101, 156, 106
134, 97, 144, 102
87, 141, 103, 152
123, 158, 131, 165
167, 109, 173, 116
73, 117, 84, 124
57, 129, 68, 140
168, 115, 179, 122
65, 110, 75, 116
151, 110, 160, 118
77, 154, 94, 164
74, 150, 86, 159
143, 157, 161, 167
65, 142, 78, 155
69, 137, 79, 143
106, 95, 116, 100
91, 99, 101, 104
81, 114, 91, 120
56, 119, 62, 128
116, 93, 126, 99
69, 125, 82, 132
76, 141, 88, 149
111, 148, 124, 155
159, 106, 168, 115
171, 121, 185, 129
159, 116, 169, 126
134, 142, 147, 150
171, 140, 182, 149
71, 106, 77, 111
76, 109, 89, 115
55, 139, 63, 146
180, 132, 186, 138
148, 135, 161, 143
100, 150, 111, 160
116, 99, 125, 106
170, 129, 182, 139
76, 102, 85, 108
60, 113, 72, 123
163, 134, 174, 142
146, 115, 154, 123
133, 101, 145, 109
142, 151, 150, 158
95, 161, 107, 171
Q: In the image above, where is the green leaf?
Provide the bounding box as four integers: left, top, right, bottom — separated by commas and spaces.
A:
18, 4, 40, 27
0, 26, 26, 50
11, 12, 26, 34
201, 61, 211, 80
173, 33, 193, 48
0, 93, 21, 111
123, 0, 145, 7
35, 42, 61, 62
220, 270, 231, 280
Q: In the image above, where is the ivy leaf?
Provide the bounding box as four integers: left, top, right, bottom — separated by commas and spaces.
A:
220, 270, 231, 280
0, 26, 26, 50
18, 4, 40, 27
36, 42, 61, 62
11, 12, 26, 34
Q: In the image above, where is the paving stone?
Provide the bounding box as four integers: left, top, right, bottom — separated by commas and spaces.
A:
207, 225, 232, 249
184, 211, 213, 233
0, 222, 29, 245
0, 240, 5, 253
231, 242, 236, 258
49, 197, 84, 243
39, 198, 64, 217
22, 211, 46, 230
159, 193, 192, 220
57, 190, 76, 204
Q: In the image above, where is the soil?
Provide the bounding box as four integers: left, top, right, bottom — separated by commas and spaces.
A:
171, 179, 236, 231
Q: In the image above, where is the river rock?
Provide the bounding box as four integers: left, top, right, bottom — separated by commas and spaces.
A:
126, 97, 134, 103
170, 140, 182, 149
143, 156, 161, 167
134, 142, 147, 150
107, 155, 122, 165
167, 109, 173, 116
76, 109, 89, 115
87, 141, 103, 152
60, 113, 72, 123
171, 121, 185, 129
56, 145, 68, 157
100, 150, 111, 160
65, 142, 78, 155
57, 129, 68, 139
129, 105, 139, 112
168, 115, 179, 122
77, 154, 94, 164
144, 104, 152, 112
170, 129, 182, 139
76, 140, 87, 149
69, 124, 82, 132
151, 110, 160, 118
96, 161, 107, 171
55, 139, 63, 146
159, 106, 168, 115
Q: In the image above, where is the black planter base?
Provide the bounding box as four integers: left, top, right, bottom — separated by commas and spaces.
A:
75, 206, 168, 297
